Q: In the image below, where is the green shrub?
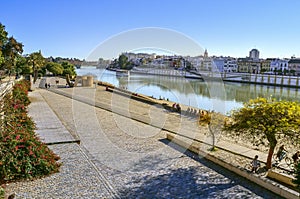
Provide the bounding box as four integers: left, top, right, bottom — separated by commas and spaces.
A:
0, 80, 61, 182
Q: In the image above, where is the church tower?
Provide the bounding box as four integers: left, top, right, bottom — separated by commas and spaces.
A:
201, 49, 212, 71
204, 49, 208, 58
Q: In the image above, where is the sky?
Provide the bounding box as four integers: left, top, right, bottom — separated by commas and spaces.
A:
1, 0, 300, 60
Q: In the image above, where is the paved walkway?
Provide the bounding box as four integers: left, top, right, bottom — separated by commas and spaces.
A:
5, 78, 285, 198
28, 90, 79, 145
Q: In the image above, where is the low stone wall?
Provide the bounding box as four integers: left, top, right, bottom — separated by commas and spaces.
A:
267, 169, 296, 187
166, 133, 300, 199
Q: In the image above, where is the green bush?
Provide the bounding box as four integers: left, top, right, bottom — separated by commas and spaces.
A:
0, 80, 61, 183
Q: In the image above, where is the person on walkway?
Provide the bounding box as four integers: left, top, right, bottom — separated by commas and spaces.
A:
48, 83, 51, 88
276, 145, 286, 161
292, 151, 300, 163
176, 103, 181, 113
172, 103, 176, 110
45, 82, 48, 89
251, 155, 260, 173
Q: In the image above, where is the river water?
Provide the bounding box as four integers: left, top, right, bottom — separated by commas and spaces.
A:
76, 67, 300, 115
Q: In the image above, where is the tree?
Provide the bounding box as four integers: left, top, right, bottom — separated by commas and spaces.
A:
27, 51, 45, 82
0, 23, 23, 81
0, 23, 23, 74
61, 61, 76, 76
199, 111, 225, 151
0, 24, 8, 68
46, 62, 63, 75
0, 23, 8, 47
15, 55, 31, 75
3, 36, 23, 63
118, 54, 129, 69
223, 97, 300, 169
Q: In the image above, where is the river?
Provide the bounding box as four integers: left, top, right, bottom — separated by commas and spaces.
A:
76, 67, 300, 115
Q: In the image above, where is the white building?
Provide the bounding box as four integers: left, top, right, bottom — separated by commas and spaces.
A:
270, 59, 289, 72
185, 56, 202, 71
212, 57, 238, 73
224, 59, 238, 72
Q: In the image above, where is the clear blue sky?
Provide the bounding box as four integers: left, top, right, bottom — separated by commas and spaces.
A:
1, 0, 300, 60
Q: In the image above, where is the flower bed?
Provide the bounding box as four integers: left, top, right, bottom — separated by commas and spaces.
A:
0, 80, 61, 185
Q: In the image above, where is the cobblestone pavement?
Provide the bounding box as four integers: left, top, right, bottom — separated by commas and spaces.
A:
6, 86, 284, 198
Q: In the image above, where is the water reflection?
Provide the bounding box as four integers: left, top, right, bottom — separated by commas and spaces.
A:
76, 67, 300, 114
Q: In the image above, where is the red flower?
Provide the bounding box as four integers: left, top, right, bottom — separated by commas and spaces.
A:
16, 135, 20, 140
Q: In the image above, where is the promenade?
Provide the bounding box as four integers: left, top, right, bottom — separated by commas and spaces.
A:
4, 77, 292, 198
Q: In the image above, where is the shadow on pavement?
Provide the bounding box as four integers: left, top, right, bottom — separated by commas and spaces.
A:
117, 139, 283, 199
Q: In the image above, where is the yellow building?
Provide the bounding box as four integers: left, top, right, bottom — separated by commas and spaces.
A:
237, 58, 261, 73
260, 59, 271, 72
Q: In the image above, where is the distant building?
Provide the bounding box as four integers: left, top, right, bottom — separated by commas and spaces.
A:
211, 57, 238, 73
237, 57, 260, 73
288, 58, 300, 75
224, 59, 238, 72
249, 49, 260, 61
185, 56, 202, 70
270, 59, 289, 73
123, 52, 156, 60
260, 59, 272, 72
200, 49, 214, 71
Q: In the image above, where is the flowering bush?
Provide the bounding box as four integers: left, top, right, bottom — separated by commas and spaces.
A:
0, 80, 61, 183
